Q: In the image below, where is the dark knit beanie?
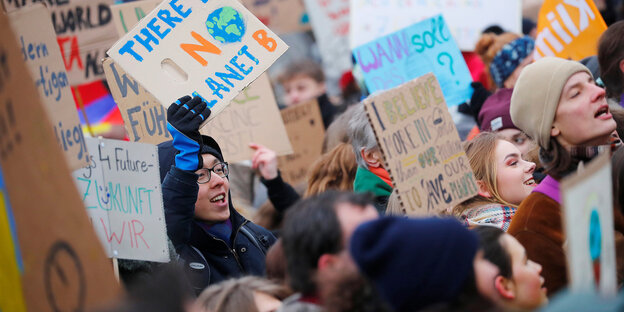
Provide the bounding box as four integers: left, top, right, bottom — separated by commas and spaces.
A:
157, 135, 224, 183
478, 88, 517, 132
490, 36, 535, 88
349, 217, 479, 312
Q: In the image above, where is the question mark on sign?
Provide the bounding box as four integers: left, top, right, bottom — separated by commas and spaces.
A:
437, 52, 458, 85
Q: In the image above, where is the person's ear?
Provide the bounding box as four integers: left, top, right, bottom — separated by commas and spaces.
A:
550, 125, 561, 137
361, 148, 382, 168
317, 254, 337, 271
477, 180, 492, 198
494, 276, 516, 300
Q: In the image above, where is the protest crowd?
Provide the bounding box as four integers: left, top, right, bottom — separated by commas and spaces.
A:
4, 0, 624, 311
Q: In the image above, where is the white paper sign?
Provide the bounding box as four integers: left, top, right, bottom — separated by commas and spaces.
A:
108, 0, 288, 125
349, 0, 522, 51
561, 153, 617, 296
73, 137, 169, 262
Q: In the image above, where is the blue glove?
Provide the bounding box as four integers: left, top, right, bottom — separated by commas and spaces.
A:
166, 96, 211, 171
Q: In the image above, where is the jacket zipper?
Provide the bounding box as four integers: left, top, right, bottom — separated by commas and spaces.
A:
210, 220, 247, 272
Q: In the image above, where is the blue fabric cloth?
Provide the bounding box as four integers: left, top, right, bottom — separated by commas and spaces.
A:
490, 36, 535, 88
349, 217, 479, 312
198, 219, 233, 247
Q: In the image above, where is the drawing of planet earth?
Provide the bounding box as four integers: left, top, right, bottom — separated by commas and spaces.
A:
206, 7, 245, 44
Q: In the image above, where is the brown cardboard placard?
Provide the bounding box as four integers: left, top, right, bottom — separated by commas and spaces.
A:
0, 10, 120, 312
277, 100, 325, 186
561, 153, 617, 296
364, 73, 477, 215
110, 0, 160, 38
239, 0, 310, 35
7, 4, 88, 171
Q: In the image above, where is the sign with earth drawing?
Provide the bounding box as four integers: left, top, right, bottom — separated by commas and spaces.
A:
107, 0, 288, 127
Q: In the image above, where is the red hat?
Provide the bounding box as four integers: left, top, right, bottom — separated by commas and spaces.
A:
478, 88, 517, 132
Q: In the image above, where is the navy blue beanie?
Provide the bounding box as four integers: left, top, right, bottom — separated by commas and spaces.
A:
490, 36, 535, 88
349, 217, 479, 312
157, 135, 224, 183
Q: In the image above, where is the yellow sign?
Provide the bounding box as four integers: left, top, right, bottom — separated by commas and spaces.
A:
535, 0, 606, 61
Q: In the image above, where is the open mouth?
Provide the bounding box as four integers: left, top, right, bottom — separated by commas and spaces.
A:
210, 193, 225, 203
594, 105, 610, 119
524, 177, 536, 186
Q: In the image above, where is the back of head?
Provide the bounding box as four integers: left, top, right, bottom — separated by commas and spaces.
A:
277, 59, 325, 85
475, 32, 520, 66
196, 276, 288, 312
349, 217, 479, 311
473, 226, 512, 279
305, 143, 357, 197
348, 104, 378, 168
477, 33, 535, 88
598, 20, 624, 99
322, 104, 359, 153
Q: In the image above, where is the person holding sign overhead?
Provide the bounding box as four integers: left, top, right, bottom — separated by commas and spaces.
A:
508, 57, 624, 296
160, 96, 276, 293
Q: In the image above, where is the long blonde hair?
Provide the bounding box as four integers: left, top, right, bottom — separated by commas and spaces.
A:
305, 143, 357, 197
453, 132, 516, 215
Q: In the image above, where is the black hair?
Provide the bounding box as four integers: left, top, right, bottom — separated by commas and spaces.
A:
281, 191, 373, 295
613, 148, 624, 214
473, 226, 512, 279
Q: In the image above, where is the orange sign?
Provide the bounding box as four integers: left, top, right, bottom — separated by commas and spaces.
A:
534, 0, 606, 61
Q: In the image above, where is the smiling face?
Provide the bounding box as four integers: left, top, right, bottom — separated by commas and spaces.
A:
551, 72, 617, 147
501, 234, 548, 309
194, 154, 230, 223
495, 140, 536, 206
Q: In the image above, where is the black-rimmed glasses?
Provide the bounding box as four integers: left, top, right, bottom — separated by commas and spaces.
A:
196, 162, 229, 184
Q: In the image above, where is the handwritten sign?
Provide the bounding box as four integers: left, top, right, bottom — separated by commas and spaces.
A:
354, 15, 473, 107
561, 153, 617, 296
364, 73, 477, 215
302, 0, 352, 96
277, 100, 325, 185
0, 11, 119, 310
8, 4, 88, 171
110, 0, 160, 37
240, 0, 310, 35
349, 0, 521, 51
108, 0, 288, 126
72, 137, 169, 262
3, 0, 119, 85
0, 169, 26, 312
534, 0, 606, 61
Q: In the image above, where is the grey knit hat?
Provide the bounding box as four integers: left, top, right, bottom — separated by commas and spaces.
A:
510, 57, 592, 150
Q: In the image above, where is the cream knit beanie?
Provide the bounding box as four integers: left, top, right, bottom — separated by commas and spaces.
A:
510, 57, 592, 150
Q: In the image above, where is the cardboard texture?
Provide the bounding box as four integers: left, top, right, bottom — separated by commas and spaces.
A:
3, 0, 119, 85
302, 0, 351, 96
350, 0, 521, 51
561, 153, 617, 296
72, 137, 170, 262
0, 170, 26, 312
110, 0, 160, 38
200, 73, 293, 163
107, 0, 288, 127
0, 11, 119, 311
8, 4, 88, 171
364, 73, 477, 215
535, 0, 606, 61
277, 100, 325, 186
354, 15, 473, 107
240, 0, 310, 35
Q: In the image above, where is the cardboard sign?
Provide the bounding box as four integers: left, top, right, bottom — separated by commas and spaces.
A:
277, 100, 325, 185
534, 0, 606, 60
110, 0, 160, 38
72, 137, 170, 262
0, 11, 119, 311
3, 0, 119, 85
354, 15, 473, 107
200, 73, 293, 162
302, 0, 352, 96
8, 4, 88, 171
561, 153, 617, 296
349, 0, 521, 51
0, 170, 26, 312
364, 73, 477, 215
108, 0, 288, 126
240, 0, 310, 35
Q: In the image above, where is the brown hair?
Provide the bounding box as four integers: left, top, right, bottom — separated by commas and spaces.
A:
538, 138, 574, 180
304, 143, 357, 197
475, 32, 521, 89
453, 132, 515, 216
598, 21, 624, 99
277, 59, 325, 85
611, 103, 624, 140
195, 276, 289, 312
613, 148, 624, 214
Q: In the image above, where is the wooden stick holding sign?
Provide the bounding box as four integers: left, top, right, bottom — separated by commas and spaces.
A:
561, 153, 618, 296
107, 0, 288, 127
363, 73, 478, 215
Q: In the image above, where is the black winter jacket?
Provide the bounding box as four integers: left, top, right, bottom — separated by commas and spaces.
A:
162, 166, 276, 293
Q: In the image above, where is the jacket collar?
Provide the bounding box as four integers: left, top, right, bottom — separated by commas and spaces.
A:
353, 166, 393, 197
532, 175, 560, 204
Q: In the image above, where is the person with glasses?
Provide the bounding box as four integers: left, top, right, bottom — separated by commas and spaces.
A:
159, 95, 277, 294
